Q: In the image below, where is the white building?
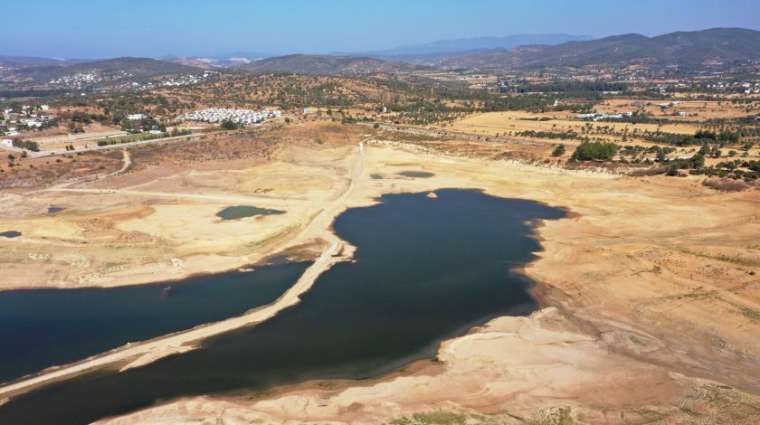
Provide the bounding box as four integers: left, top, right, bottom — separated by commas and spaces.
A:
21, 119, 43, 128
1, 139, 13, 148
127, 114, 146, 121
576, 112, 631, 122
180, 108, 281, 126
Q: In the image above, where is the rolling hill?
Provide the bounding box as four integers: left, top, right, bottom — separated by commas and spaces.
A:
23, 57, 203, 82
0, 56, 79, 70
239, 54, 426, 75
438, 28, 760, 70
370, 33, 591, 58
0, 57, 209, 90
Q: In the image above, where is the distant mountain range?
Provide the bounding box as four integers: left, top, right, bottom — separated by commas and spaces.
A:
436, 28, 760, 70
0, 57, 208, 90
368, 33, 591, 59
3, 28, 760, 84
236, 54, 428, 75
24, 57, 200, 81
0, 56, 87, 69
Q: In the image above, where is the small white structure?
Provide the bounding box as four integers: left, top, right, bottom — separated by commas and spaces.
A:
22, 119, 43, 128
179, 108, 281, 126
1, 139, 13, 148
127, 114, 146, 121
576, 112, 631, 122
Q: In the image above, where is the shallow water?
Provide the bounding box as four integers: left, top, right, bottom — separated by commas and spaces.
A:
216, 205, 285, 220
0, 231, 21, 238
0, 189, 565, 425
398, 170, 435, 178
0, 262, 310, 383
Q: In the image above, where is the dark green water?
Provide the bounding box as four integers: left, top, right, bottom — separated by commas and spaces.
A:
0, 189, 565, 425
0, 262, 310, 383
217, 205, 285, 220
398, 170, 435, 178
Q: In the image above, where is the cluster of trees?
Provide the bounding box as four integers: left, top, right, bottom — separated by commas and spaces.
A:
482, 94, 593, 114
516, 130, 578, 140
697, 143, 724, 158
570, 141, 618, 161
96, 130, 186, 147
712, 159, 760, 171
644, 129, 743, 147
120, 116, 163, 133
663, 153, 706, 175
220, 120, 240, 130
694, 161, 760, 181
502, 81, 627, 94
11, 140, 40, 152
388, 100, 470, 125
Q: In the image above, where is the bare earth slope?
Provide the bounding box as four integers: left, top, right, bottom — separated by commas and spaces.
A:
98, 138, 758, 424
1, 125, 757, 423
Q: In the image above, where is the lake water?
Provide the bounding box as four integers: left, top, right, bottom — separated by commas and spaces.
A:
0, 262, 310, 383
216, 205, 285, 220
0, 189, 566, 425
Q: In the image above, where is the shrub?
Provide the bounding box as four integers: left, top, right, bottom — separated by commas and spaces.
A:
702, 178, 749, 192
571, 141, 618, 161
220, 120, 239, 130
551, 144, 566, 157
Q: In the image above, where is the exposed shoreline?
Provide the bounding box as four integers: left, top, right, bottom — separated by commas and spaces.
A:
2, 139, 758, 424
0, 239, 348, 399
0, 140, 367, 400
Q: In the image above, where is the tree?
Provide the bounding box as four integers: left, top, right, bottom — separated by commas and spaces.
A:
570, 142, 618, 161
691, 153, 705, 169
220, 120, 238, 130
551, 144, 566, 157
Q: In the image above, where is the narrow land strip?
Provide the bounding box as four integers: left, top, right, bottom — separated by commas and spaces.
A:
0, 141, 365, 400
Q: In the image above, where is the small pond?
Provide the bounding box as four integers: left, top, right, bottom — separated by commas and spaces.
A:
397, 170, 435, 178
217, 205, 285, 220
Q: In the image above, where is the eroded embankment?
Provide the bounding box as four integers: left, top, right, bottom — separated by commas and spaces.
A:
0, 189, 566, 425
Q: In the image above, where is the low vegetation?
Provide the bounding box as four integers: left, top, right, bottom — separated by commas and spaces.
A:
570, 141, 618, 161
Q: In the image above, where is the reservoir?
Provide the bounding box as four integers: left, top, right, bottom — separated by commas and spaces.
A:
0, 189, 566, 425
0, 262, 310, 383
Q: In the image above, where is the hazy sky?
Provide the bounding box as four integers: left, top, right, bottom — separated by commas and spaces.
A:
2, 0, 759, 58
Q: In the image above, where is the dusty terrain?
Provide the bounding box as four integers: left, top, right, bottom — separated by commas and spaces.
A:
1, 121, 758, 423
438, 110, 702, 139
102, 137, 759, 424
597, 97, 760, 122
0, 123, 365, 290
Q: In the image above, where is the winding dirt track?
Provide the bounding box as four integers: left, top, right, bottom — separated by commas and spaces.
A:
0, 141, 365, 400
43, 188, 295, 206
